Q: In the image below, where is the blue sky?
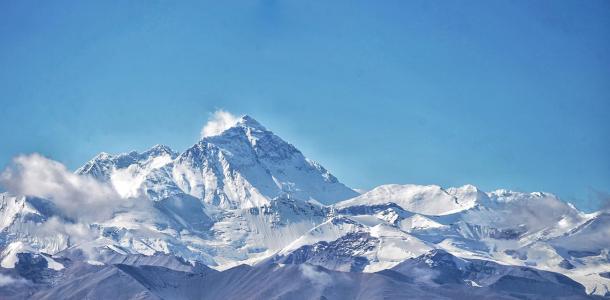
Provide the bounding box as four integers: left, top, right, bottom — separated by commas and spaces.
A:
1, 1, 609, 211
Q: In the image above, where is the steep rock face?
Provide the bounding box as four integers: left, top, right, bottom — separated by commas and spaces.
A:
171, 116, 358, 209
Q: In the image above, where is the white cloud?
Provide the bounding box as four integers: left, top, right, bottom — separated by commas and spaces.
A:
0, 274, 28, 287
0, 154, 157, 260
0, 153, 148, 223
36, 216, 100, 259
410, 267, 439, 284
299, 264, 332, 288
463, 193, 580, 234
200, 109, 240, 138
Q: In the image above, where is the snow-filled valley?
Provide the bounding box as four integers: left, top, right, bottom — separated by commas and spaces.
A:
0, 115, 608, 299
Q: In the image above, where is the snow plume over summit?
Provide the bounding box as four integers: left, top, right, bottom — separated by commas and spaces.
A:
200, 109, 240, 138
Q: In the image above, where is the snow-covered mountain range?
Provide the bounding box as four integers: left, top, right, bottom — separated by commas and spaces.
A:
0, 115, 608, 299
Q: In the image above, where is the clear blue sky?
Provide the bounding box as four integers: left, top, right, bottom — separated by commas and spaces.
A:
1, 1, 609, 211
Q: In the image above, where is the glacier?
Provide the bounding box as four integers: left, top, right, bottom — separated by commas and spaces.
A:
0, 115, 608, 299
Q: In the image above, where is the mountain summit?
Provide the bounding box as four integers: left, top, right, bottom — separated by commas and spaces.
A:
78, 115, 358, 208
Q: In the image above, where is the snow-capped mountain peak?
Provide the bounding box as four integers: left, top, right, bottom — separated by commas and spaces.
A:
235, 114, 267, 131
76, 115, 357, 208
174, 115, 358, 208
334, 184, 480, 216
2, 114, 609, 298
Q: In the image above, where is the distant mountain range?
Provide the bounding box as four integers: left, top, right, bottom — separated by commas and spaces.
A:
1, 115, 608, 299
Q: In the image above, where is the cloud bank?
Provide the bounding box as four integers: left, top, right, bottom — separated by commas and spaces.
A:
200, 110, 239, 138
0, 153, 145, 223
0, 154, 158, 259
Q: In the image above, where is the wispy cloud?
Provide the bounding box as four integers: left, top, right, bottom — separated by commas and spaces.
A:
200, 109, 240, 138
590, 189, 610, 212
299, 264, 332, 288
0, 274, 28, 287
